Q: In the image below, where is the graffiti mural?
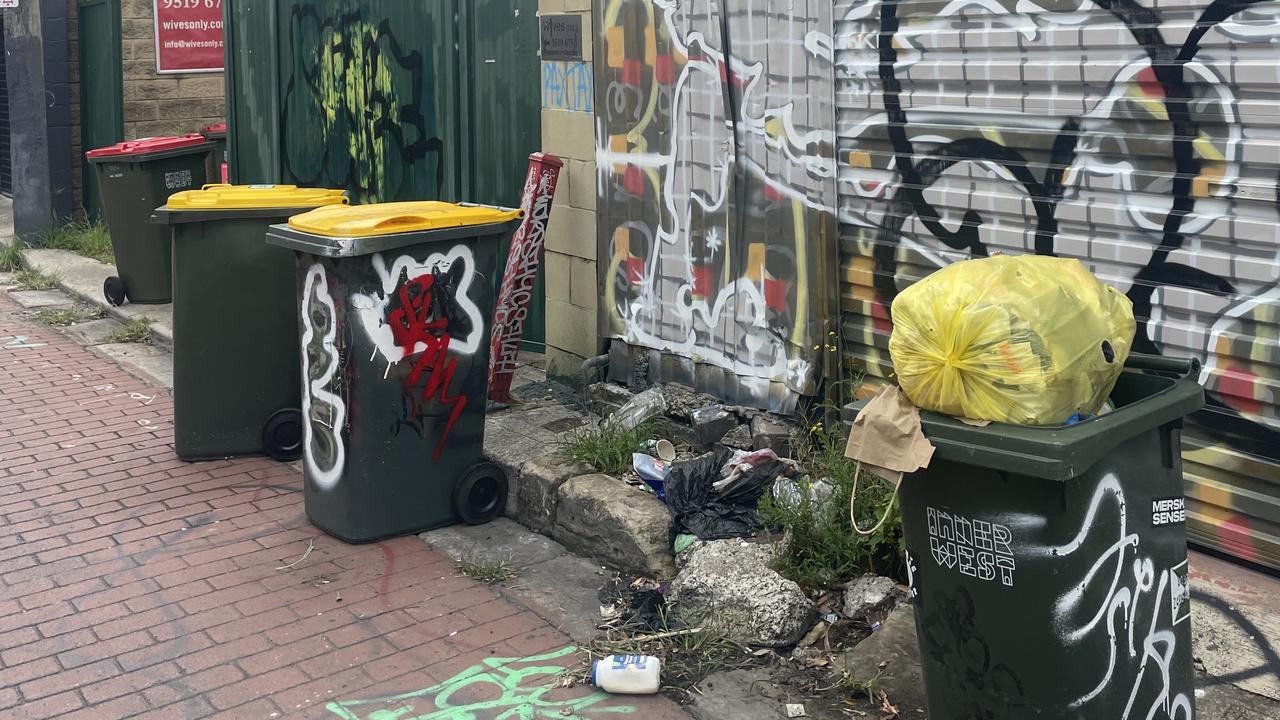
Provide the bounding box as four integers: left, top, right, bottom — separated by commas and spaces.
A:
353, 247, 482, 460
544, 61, 595, 112
281, 4, 446, 204
834, 0, 1280, 567
302, 263, 347, 490
596, 0, 839, 413
325, 646, 637, 719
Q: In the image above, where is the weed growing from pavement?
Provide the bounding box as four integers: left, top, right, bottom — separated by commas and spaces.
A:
36, 305, 106, 327
558, 420, 655, 476
38, 218, 115, 265
568, 613, 756, 703
0, 240, 24, 272
456, 556, 519, 585
105, 318, 153, 344
759, 385, 904, 591
36, 309, 77, 327
13, 269, 61, 291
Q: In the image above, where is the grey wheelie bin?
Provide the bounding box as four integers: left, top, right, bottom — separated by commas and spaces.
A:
85, 135, 213, 305
266, 201, 523, 543
151, 185, 348, 462
844, 354, 1205, 719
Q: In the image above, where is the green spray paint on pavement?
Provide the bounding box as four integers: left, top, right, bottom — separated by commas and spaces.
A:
325, 646, 637, 719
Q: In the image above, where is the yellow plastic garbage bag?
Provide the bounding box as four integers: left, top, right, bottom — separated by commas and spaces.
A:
887, 255, 1136, 426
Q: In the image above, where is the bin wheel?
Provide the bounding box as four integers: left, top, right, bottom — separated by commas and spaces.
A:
262, 409, 304, 462
103, 277, 127, 307
454, 463, 508, 526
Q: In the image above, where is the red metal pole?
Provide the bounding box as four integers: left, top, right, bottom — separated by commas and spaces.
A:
488, 152, 564, 405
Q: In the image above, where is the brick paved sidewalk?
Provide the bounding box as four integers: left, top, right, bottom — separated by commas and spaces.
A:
0, 294, 689, 719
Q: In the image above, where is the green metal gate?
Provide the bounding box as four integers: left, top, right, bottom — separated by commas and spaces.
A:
78, 0, 123, 218
224, 0, 543, 345
464, 0, 543, 347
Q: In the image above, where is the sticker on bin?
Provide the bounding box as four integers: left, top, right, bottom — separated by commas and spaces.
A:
287, 201, 522, 238
165, 170, 195, 191
927, 507, 1016, 587
1151, 497, 1187, 527
165, 185, 349, 210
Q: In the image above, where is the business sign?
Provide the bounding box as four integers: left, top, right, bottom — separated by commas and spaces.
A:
540, 14, 582, 62
154, 0, 225, 74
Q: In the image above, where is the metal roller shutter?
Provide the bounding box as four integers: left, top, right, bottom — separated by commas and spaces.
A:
834, 0, 1280, 569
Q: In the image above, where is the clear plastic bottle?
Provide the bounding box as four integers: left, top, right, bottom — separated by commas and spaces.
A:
592, 655, 661, 694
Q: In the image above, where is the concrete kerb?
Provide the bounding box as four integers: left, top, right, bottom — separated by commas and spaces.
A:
20, 247, 175, 349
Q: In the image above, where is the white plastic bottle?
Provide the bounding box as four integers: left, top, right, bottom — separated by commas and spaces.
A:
592, 655, 661, 694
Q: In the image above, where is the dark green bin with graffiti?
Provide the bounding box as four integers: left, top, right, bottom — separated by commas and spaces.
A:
844, 354, 1204, 719
266, 201, 522, 543
86, 135, 214, 305
151, 185, 349, 463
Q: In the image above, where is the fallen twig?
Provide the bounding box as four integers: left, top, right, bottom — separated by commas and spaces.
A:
276, 539, 315, 571
627, 627, 705, 642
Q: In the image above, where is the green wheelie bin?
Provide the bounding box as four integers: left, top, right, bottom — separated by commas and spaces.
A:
266, 201, 523, 543
844, 354, 1204, 719
151, 185, 348, 462
86, 135, 214, 305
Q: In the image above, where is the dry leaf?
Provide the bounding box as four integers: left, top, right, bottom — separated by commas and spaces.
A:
878, 690, 900, 719
796, 622, 828, 648
878, 660, 890, 669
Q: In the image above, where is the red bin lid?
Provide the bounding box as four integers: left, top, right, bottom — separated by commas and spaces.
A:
202, 122, 227, 135
85, 134, 209, 159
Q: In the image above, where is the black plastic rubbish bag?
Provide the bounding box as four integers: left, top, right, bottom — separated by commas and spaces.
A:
666, 448, 788, 543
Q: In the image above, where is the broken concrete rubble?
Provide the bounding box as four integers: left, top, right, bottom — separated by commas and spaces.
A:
752, 414, 798, 455
669, 539, 815, 648
552, 474, 678, 578
587, 381, 635, 418
691, 405, 739, 446
842, 575, 901, 620
720, 423, 754, 450
661, 382, 720, 421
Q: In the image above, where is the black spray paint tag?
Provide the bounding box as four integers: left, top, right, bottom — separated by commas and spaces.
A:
1151, 497, 1187, 527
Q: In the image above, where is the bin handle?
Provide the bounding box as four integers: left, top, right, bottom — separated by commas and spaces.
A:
375, 215, 428, 230
1124, 352, 1201, 379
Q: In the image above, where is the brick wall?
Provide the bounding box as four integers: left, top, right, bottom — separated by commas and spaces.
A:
67, 0, 225, 209
539, 0, 599, 383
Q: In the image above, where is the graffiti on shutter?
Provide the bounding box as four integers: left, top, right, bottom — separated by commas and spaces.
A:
595, 0, 839, 413
834, 0, 1280, 568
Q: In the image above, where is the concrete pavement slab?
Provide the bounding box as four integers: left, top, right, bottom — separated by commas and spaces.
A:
92, 341, 175, 390
8, 289, 75, 309
61, 317, 126, 346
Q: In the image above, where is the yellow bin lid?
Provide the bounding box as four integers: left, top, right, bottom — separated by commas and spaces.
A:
287, 201, 522, 238
165, 184, 349, 210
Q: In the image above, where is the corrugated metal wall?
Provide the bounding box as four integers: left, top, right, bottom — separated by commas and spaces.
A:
835, 0, 1280, 569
